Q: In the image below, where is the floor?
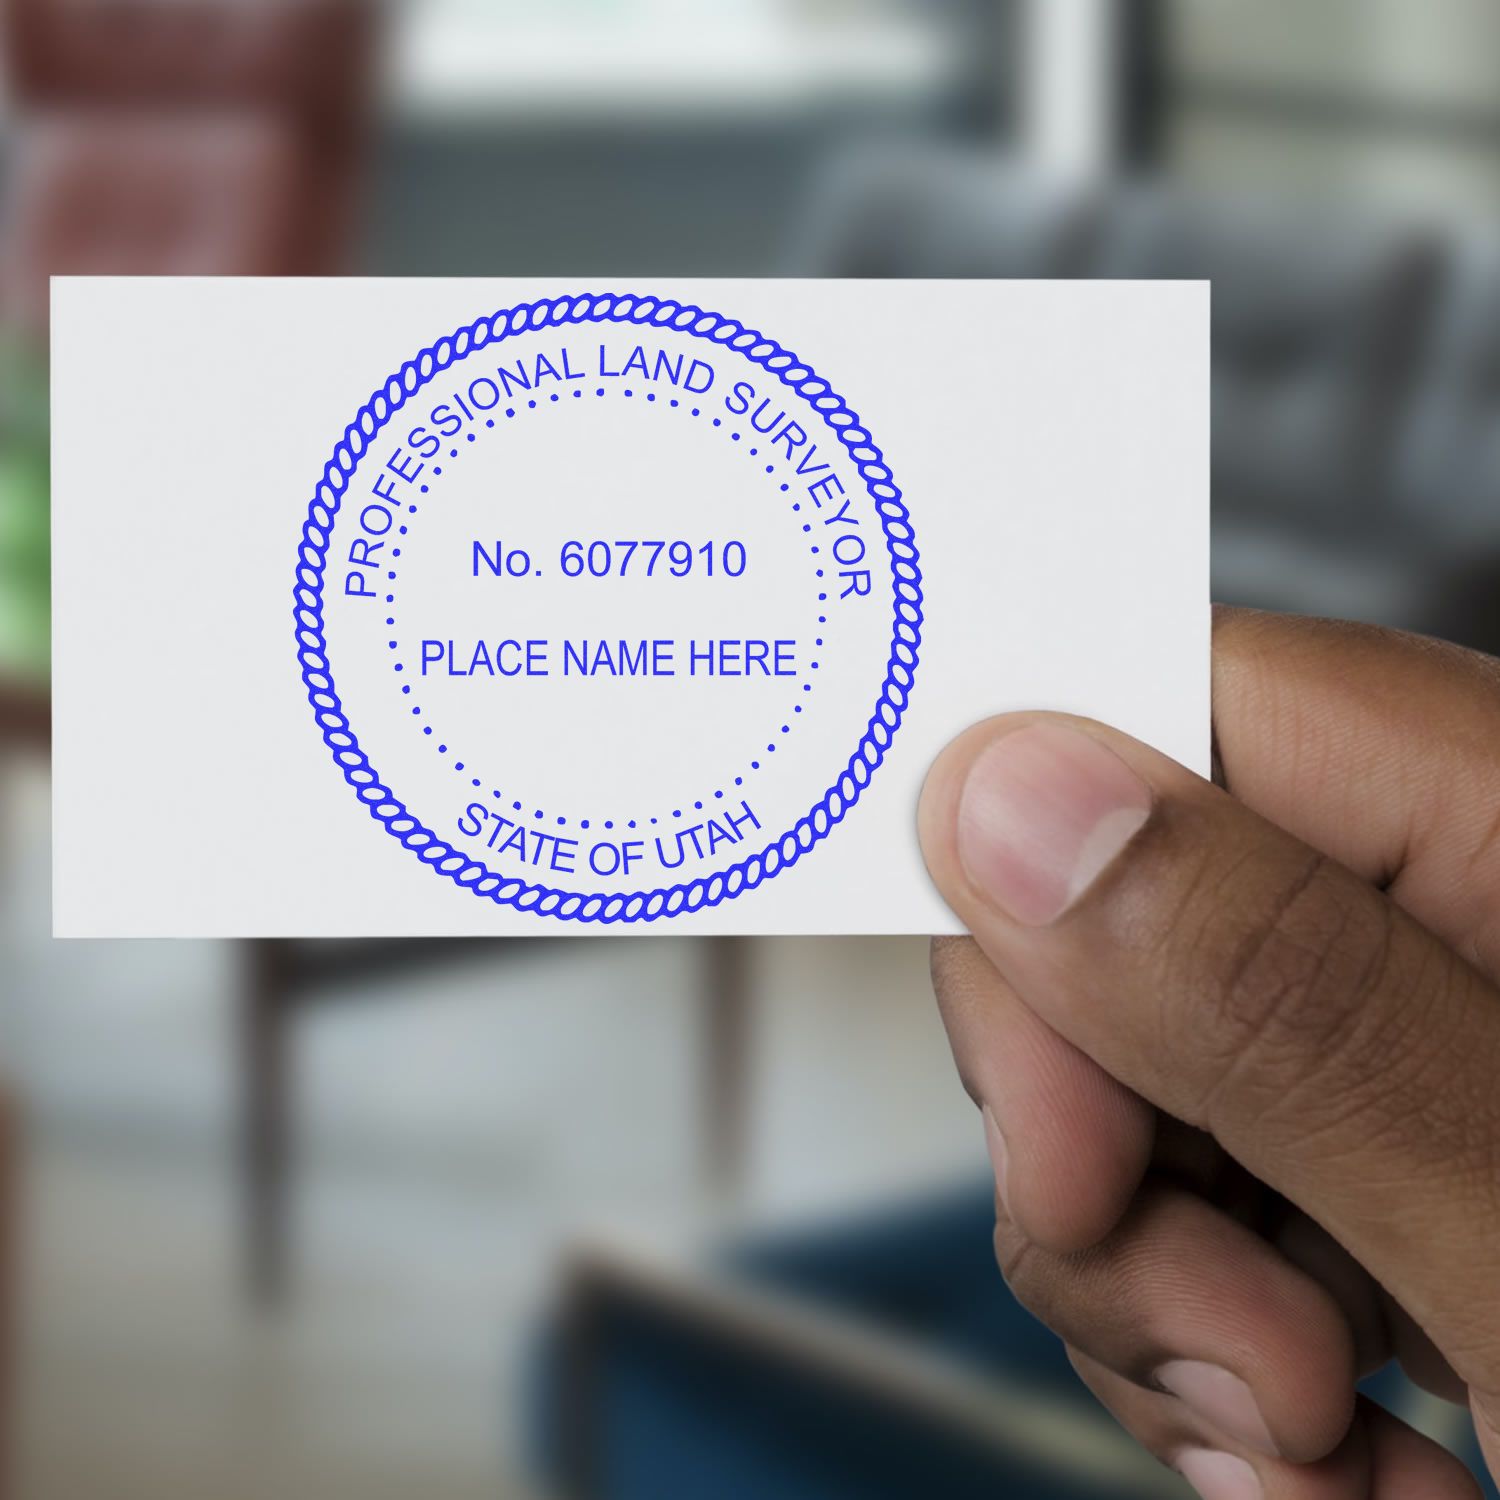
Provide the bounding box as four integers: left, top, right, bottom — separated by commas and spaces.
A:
18, 1133, 562, 1500
4, 758, 978, 1500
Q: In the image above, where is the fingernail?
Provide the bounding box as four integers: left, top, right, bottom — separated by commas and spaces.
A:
1176, 1449, 1262, 1500
1158, 1361, 1277, 1457
981, 1104, 1011, 1217
957, 725, 1152, 925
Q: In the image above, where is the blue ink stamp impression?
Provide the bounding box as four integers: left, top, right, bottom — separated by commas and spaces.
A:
293, 291, 922, 924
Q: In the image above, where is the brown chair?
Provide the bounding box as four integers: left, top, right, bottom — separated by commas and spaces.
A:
2, 112, 310, 314
0, 0, 380, 1316
0, 0, 378, 327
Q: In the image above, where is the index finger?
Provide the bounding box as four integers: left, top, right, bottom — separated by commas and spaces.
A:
1211, 608, 1500, 973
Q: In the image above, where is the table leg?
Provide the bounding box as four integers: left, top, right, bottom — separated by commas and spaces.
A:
702, 936, 752, 1197
240, 940, 293, 1305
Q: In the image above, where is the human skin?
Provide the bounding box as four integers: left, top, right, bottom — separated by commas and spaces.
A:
917, 607, 1500, 1500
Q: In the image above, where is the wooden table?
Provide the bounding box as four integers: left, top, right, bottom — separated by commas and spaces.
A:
0, 680, 754, 1307
239, 935, 752, 1304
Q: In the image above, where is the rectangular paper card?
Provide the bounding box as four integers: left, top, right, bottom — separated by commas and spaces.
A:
52, 278, 1207, 936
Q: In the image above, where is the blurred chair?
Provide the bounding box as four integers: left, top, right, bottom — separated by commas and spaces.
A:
1089, 181, 1447, 628
2, 113, 313, 310
538, 1184, 1497, 1500
537, 1187, 1167, 1500
793, 145, 1500, 655
1389, 240, 1500, 648
1093, 182, 1439, 535
0, 0, 378, 327
1394, 240, 1500, 546
791, 143, 1099, 281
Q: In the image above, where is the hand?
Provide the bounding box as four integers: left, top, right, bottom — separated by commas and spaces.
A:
917, 607, 1500, 1500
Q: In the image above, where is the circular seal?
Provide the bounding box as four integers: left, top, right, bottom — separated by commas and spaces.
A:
293, 291, 921, 924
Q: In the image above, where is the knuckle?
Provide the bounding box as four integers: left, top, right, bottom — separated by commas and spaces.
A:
930, 934, 973, 980
1183, 852, 1401, 1126
928, 936, 1002, 1111
928, 937, 982, 1105
994, 1219, 1057, 1322
994, 1221, 1108, 1347
929, 935, 966, 998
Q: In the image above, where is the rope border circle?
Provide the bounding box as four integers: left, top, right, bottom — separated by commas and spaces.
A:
293, 291, 924, 925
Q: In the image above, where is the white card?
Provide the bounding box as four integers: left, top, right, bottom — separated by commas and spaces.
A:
52, 278, 1207, 936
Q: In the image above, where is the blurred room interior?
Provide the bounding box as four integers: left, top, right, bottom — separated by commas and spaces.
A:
2, 2, 1500, 1497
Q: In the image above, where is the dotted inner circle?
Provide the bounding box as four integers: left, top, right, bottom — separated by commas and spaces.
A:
389, 385, 827, 826
293, 291, 923, 925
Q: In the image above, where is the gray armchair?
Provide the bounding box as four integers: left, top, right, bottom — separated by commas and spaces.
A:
792, 146, 1500, 653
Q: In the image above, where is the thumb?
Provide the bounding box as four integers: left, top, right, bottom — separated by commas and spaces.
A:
918, 713, 1500, 1411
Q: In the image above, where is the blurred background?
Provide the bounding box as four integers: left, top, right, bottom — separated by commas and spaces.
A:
3, 1, 1500, 1496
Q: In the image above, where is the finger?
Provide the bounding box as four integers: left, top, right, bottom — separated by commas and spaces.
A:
996, 1181, 1356, 1462
917, 713, 1500, 1409
942, 920, 1465, 1406
1271, 1203, 1469, 1404
1070, 1352, 1482, 1500
1269, 1212, 1390, 1380
1155, 1183, 1460, 1401
1069, 1346, 1364, 1500
939, 610, 1481, 1409
1261, 1211, 1468, 1405
1212, 608, 1500, 975
933, 935, 1154, 1251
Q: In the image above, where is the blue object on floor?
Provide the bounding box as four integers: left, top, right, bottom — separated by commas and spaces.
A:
531, 1179, 1498, 1499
